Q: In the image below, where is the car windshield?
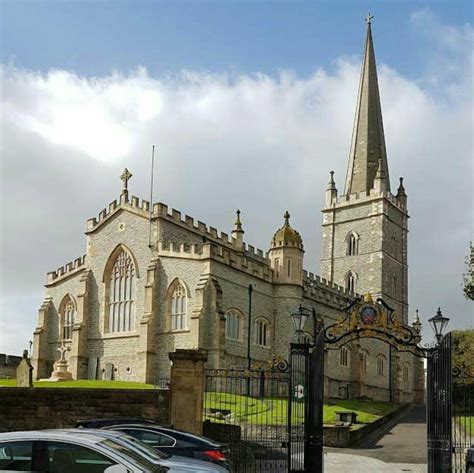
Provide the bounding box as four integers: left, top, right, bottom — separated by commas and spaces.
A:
100, 439, 167, 473
113, 434, 172, 461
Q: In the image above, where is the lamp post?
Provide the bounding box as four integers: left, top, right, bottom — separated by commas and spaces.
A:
291, 305, 321, 343
428, 307, 450, 345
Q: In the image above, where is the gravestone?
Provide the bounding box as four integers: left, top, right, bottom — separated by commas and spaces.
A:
104, 363, 114, 381
87, 357, 98, 380
16, 350, 33, 387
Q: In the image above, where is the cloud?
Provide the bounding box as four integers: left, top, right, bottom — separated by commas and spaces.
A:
0, 12, 472, 354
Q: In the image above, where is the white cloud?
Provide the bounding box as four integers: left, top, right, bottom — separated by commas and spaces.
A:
0, 12, 472, 354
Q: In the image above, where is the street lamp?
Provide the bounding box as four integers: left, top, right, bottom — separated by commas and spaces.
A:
291, 305, 322, 342
291, 304, 310, 339
428, 307, 450, 344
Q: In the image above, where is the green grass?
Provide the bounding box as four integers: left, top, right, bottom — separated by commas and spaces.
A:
0, 379, 154, 389
456, 416, 474, 436
204, 392, 398, 426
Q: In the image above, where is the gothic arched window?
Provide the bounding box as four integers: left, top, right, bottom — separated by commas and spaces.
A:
255, 318, 271, 347
403, 363, 410, 383
340, 346, 349, 367
360, 350, 369, 373
376, 355, 385, 376
59, 295, 76, 341
225, 309, 243, 341
107, 247, 136, 333
170, 281, 187, 331
345, 271, 357, 294
346, 232, 359, 256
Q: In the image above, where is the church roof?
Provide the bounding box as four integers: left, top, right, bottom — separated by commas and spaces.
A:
344, 16, 391, 195
271, 211, 304, 250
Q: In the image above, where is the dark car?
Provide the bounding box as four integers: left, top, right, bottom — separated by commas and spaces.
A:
76, 419, 231, 471
466, 445, 474, 473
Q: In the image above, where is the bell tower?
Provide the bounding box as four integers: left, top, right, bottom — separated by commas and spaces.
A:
321, 16, 409, 323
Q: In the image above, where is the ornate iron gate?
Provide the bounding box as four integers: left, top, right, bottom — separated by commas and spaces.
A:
427, 331, 474, 473
203, 355, 297, 472
427, 332, 452, 473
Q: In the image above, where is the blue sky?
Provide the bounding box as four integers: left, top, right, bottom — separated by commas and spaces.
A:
2, 1, 472, 78
0, 1, 472, 354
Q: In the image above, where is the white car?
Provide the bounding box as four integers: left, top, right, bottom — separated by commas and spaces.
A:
0, 429, 163, 472
62, 429, 228, 472
0, 429, 228, 472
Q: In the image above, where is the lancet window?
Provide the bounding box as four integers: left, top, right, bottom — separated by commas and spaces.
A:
345, 271, 357, 294
255, 318, 270, 347
340, 346, 349, 367
170, 281, 187, 331
59, 295, 76, 341
376, 355, 385, 376
346, 232, 359, 256
107, 248, 135, 333
225, 309, 243, 341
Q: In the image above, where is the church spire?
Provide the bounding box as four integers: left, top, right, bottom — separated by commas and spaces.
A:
344, 15, 390, 195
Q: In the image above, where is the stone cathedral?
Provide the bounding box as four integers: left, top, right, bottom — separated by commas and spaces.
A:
32, 21, 424, 403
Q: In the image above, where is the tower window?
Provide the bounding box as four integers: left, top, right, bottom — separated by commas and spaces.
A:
403, 363, 410, 383
376, 355, 385, 376
346, 232, 359, 256
340, 346, 349, 367
345, 271, 356, 293
287, 258, 292, 278
275, 259, 280, 279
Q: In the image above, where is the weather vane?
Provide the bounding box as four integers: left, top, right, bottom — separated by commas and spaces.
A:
365, 13, 374, 24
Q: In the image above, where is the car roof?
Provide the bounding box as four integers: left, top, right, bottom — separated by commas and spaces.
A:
105, 424, 223, 446
0, 429, 110, 444
76, 417, 161, 427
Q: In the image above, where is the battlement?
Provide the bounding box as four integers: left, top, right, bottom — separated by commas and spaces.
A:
325, 190, 406, 212
302, 271, 356, 309
158, 239, 272, 281
152, 202, 268, 262
86, 195, 151, 232
46, 255, 86, 285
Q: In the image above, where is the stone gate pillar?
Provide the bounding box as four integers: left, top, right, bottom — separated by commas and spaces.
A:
169, 349, 208, 435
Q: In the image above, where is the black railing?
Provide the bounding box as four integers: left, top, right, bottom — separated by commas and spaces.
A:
203, 367, 290, 473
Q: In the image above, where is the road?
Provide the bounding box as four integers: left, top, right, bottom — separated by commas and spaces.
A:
325, 404, 428, 472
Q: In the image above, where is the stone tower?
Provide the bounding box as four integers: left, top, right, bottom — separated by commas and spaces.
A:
268, 211, 304, 286
321, 18, 409, 323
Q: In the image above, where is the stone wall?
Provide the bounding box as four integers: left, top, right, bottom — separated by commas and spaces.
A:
0, 354, 21, 379
0, 388, 170, 433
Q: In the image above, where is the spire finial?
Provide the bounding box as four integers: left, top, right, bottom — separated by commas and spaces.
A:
365, 13, 374, 24
120, 168, 133, 192
232, 209, 244, 235
284, 211, 290, 225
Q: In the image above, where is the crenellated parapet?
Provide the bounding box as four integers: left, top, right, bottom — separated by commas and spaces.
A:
46, 255, 86, 286
326, 190, 406, 213
158, 239, 272, 282
303, 271, 356, 310
86, 196, 151, 232
153, 203, 268, 262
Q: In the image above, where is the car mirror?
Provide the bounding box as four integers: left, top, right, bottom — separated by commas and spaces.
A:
104, 465, 129, 473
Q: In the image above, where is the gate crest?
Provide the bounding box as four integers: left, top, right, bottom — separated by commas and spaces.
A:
324, 293, 422, 354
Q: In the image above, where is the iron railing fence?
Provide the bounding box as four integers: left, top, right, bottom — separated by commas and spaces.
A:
203, 365, 300, 473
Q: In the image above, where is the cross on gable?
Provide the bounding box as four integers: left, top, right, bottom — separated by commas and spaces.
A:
120, 168, 133, 191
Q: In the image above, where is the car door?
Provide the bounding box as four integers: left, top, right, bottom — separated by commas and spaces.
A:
38, 441, 119, 473
0, 441, 34, 472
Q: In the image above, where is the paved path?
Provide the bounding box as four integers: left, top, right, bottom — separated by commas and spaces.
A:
325, 404, 428, 472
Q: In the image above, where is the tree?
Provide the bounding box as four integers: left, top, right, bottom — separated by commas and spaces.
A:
462, 242, 474, 300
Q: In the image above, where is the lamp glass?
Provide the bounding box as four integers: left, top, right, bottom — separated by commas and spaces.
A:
291, 308, 309, 333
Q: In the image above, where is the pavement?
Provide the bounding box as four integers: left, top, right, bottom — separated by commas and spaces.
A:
324, 404, 428, 472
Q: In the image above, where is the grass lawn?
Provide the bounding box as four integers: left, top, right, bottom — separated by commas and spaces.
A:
204, 392, 398, 426
456, 416, 474, 436
0, 379, 154, 389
